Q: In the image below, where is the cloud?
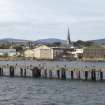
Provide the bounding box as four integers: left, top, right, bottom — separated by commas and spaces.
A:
0, 0, 105, 40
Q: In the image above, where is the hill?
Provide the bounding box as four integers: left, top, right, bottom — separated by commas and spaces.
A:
34, 38, 66, 44
0, 38, 104, 46
0, 38, 27, 43
91, 38, 105, 45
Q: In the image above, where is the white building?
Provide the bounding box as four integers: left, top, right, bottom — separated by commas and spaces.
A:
76, 49, 84, 54
24, 49, 34, 58
33, 45, 54, 60
0, 49, 16, 56
70, 49, 83, 58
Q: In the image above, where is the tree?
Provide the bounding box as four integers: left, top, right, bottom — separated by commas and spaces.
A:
0, 43, 10, 49
53, 42, 61, 46
73, 40, 96, 47
3, 53, 8, 57
13, 46, 23, 52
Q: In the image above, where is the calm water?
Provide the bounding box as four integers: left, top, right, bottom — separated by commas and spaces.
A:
0, 77, 105, 105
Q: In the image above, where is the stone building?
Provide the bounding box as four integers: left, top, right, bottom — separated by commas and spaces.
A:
83, 47, 105, 58
33, 45, 53, 60
24, 49, 34, 58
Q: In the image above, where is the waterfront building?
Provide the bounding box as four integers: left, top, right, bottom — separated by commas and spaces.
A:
53, 47, 76, 60
24, 49, 34, 58
71, 49, 84, 58
33, 45, 53, 60
83, 47, 105, 59
0, 49, 16, 56
75, 49, 84, 54
23, 45, 54, 60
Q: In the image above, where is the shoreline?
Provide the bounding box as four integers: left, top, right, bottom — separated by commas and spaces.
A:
0, 58, 105, 63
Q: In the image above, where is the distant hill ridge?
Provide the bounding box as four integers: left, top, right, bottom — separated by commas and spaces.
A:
0, 38, 66, 44
91, 38, 105, 44
0, 38, 104, 45
0, 38, 27, 43
33, 38, 65, 44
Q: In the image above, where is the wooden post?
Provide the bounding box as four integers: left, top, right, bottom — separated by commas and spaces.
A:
91, 69, 96, 81
61, 67, 66, 80
1, 68, 3, 76
100, 69, 103, 81
20, 68, 23, 77
85, 71, 88, 80
94, 70, 96, 81
44, 69, 47, 79
24, 69, 26, 77
57, 70, 60, 79
0, 67, 2, 76
78, 71, 81, 80
71, 70, 74, 80
49, 70, 52, 79
32, 67, 41, 78
9, 66, 15, 77
91, 70, 94, 80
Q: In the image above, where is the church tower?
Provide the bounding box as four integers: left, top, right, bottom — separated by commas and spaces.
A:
10, 40, 13, 48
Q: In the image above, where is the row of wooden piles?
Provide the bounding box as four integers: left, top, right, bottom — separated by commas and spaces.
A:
0, 65, 104, 81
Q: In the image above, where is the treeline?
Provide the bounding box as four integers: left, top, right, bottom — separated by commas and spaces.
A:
52, 40, 99, 48
73, 40, 96, 47
0, 40, 101, 50
0, 44, 23, 52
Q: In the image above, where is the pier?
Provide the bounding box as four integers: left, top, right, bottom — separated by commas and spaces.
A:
0, 62, 105, 81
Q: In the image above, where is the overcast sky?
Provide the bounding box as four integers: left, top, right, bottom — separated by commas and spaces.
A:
0, 0, 105, 41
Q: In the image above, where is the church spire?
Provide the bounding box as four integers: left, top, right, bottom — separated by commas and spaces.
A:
67, 28, 71, 45
10, 40, 13, 48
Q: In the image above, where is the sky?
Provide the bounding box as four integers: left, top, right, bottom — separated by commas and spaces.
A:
0, 0, 105, 41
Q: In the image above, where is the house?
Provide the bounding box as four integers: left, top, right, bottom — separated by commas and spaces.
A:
0, 49, 16, 57
33, 45, 54, 60
24, 49, 34, 58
